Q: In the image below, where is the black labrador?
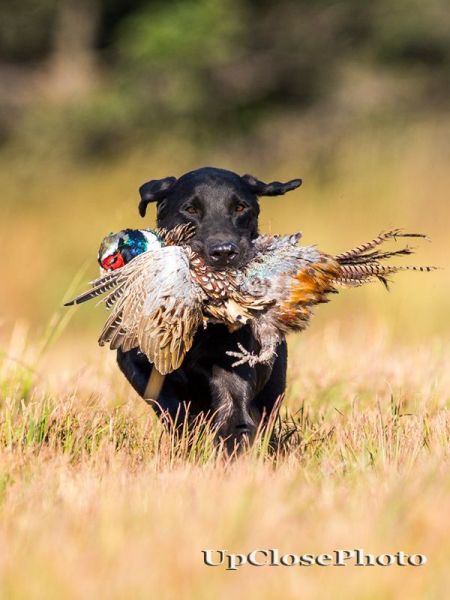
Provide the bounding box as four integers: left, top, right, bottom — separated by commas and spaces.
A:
117, 167, 301, 450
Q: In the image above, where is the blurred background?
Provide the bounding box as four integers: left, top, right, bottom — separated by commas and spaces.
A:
1, 0, 449, 358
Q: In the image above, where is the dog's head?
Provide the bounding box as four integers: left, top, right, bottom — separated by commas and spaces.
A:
138, 167, 301, 268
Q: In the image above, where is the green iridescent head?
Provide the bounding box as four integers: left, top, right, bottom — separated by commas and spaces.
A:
98, 229, 163, 271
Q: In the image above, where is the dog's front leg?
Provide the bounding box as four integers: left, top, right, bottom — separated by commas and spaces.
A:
208, 365, 259, 452
116, 348, 190, 422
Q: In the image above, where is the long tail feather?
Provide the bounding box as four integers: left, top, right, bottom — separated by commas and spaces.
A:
337, 263, 435, 286
334, 230, 435, 289
339, 246, 414, 265
335, 230, 428, 262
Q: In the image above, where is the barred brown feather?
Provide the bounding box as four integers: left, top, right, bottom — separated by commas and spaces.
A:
335, 263, 435, 287
64, 274, 120, 306
335, 230, 428, 262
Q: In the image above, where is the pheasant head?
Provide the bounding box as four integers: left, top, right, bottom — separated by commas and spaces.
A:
98, 224, 196, 272
98, 229, 163, 272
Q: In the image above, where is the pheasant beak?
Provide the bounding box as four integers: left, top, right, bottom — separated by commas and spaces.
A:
101, 252, 125, 271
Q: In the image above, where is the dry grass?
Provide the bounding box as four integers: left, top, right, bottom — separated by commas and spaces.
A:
0, 322, 449, 599
1, 117, 449, 597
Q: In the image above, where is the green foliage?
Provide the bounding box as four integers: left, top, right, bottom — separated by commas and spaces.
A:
118, 0, 242, 67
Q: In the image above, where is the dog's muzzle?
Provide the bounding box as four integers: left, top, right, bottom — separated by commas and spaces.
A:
208, 241, 240, 266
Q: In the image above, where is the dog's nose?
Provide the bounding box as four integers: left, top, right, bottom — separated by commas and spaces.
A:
208, 242, 239, 265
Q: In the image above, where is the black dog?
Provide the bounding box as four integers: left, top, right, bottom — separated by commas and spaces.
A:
117, 167, 301, 450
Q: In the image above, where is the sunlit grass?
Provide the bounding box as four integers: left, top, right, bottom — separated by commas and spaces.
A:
0, 321, 449, 598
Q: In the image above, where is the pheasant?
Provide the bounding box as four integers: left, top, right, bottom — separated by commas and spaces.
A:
227, 229, 435, 366
66, 227, 434, 392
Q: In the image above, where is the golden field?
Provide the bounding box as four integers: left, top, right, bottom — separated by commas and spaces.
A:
1, 117, 449, 598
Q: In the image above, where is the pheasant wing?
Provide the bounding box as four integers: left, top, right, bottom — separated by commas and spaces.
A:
99, 246, 204, 374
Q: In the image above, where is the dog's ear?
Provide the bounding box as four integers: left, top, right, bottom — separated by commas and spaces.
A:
138, 177, 177, 217
242, 174, 302, 197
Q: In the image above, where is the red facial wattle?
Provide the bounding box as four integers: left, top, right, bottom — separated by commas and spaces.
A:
101, 252, 125, 271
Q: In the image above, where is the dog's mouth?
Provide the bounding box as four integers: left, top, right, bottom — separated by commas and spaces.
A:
188, 239, 254, 269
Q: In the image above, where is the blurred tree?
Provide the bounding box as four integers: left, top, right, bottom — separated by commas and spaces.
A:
46, 0, 101, 100
0, 0, 57, 62
0, 0, 447, 158
371, 0, 449, 69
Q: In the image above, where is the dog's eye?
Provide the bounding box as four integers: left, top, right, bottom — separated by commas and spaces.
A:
235, 203, 247, 213
184, 205, 198, 215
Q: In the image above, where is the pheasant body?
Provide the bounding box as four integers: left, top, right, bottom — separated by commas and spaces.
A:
226, 230, 434, 366
239, 234, 340, 334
